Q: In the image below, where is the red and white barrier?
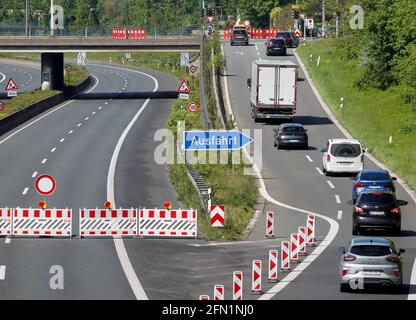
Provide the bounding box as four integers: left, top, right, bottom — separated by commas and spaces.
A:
199, 295, 209, 300
268, 249, 278, 282
233, 271, 243, 300
307, 214, 315, 246
214, 285, 224, 300
290, 233, 299, 262
13, 208, 72, 237
0, 208, 12, 235
223, 29, 232, 39
266, 211, 274, 238
79, 208, 137, 237
112, 28, 127, 40
298, 226, 307, 255
251, 260, 262, 294
126, 28, 147, 40
139, 208, 197, 238
281, 240, 290, 271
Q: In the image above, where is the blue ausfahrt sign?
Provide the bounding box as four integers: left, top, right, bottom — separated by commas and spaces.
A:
183, 130, 253, 151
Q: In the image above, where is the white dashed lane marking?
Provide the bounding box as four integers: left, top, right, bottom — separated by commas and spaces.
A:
335, 195, 341, 204
32, 172, 38, 178
22, 187, 29, 195
51, 147, 56, 153
60, 138, 65, 143
327, 180, 335, 189
84, 117, 89, 121
306, 155, 313, 163
5, 238, 10, 244
0, 266, 5, 280
316, 167, 324, 175
77, 123, 82, 127
41, 158, 47, 164
68, 130, 73, 134
337, 211, 343, 220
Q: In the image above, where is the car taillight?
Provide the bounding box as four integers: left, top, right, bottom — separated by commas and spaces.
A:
384, 183, 394, 189
391, 207, 400, 214
343, 254, 356, 262
341, 269, 348, 276
327, 154, 331, 162
256, 108, 263, 114
355, 183, 365, 188
354, 206, 364, 214
394, 270, 401, 278
267, 44, 273, 48
385, 256, 400, 263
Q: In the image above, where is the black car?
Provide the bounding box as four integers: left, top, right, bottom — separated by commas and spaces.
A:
265, 38, 287, 56
273, 123, 308, 149
276, 31, 299, 48
351, 192, 408, 236
231, 28, 249, 46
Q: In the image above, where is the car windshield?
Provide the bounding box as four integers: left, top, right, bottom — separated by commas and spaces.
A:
234, 29, 246, 35
359, 193, 394, 205
360, 172, 389, 181
277, 32, 290, 38
271, 39, 285, 45
282, 126, 304, 133
350, 245, 392, 256
330, 143, 361, 157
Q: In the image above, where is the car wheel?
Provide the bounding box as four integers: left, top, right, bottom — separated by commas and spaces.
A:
254, 118, 260, 123
274, 140, 277, 147
277, 144, 282, 150
304, 144, 309, 150
322, 166, 326, 173
340, 283, 349, 292
325, 170, 330, 176
266, 52, 269, 56
392, 225, 401, 236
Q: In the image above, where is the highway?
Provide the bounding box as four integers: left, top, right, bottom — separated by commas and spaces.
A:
0, 62, 39, 92
221, 39, 416, 300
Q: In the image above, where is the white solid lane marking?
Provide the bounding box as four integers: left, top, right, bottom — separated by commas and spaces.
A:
0, 75, 99, 145
68, 130, 73, 134
0, 266, 5, 280
32, 172, 38, 178
327, 180, 335, 189
337, 210, 343, 220
22, 187, 29, 195
41, 158, 47, 164
50, 147, 56, 153
316, 167, 324, 175
306, 155, 313, 163
5, 238, 10, 244
335, 195, 341, 204
189, 239, 286, 247
102, 64, 159, 301
409, 257, 416, 300
60, 138, 65, 143
220, 48, 339, 300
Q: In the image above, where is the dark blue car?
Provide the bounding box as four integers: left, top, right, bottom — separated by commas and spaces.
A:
352, 169, 397, 202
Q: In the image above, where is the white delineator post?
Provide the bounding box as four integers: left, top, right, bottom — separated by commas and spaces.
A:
307, 214, 316, 246
281, 240, 290, 271
214, 285, 224, 300
251, 260, 262, 294
268, 249, 278, 282
298, 226, 307, 255
290, 233, 299, 262
266, 211, 275, 238
233, 271, 243, 300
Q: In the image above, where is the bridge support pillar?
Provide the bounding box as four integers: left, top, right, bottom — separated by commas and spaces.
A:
41, 52, 64, 91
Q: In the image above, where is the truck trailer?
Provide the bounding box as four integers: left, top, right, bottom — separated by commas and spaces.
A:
248, 60, 298, 122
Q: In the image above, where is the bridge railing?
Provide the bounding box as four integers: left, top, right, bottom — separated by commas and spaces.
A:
0, 25, 202, 39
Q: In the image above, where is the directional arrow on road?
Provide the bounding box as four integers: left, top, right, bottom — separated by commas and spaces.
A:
183, 130, 253, 151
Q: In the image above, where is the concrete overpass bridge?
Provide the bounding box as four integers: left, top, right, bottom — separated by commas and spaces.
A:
0, 34, 201, 90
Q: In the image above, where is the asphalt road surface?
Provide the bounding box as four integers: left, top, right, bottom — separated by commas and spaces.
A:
0, 62, 39, 93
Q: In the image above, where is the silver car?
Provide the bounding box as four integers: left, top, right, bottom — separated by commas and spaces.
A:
339, 237, 405, 292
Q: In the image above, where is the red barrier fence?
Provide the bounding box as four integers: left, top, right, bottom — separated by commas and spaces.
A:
112, 28, 147, 40
224, 28, 282, 40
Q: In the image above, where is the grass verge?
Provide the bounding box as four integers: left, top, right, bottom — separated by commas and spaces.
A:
297, 39, 416, 190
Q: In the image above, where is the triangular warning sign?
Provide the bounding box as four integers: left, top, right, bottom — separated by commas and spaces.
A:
177, 80, 190, 93
5, 78, 19, 91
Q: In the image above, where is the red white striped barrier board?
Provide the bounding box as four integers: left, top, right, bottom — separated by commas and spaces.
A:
298, 226, 307, 255
268, 249, 278, 282
112, 28, 127, 40
251, 260, 262, 294
13, 208, 72, 237
233, 271, 243, 300
139, 208, 197, 238
210, 205, 224, 227
307, 214, 315, 246
290, 233, 299, 262
126, 28, 147, 40
281, 240, 290, 271
79, 208, 137, 237
266, 211, 274, 238
0, 208, 12, 235
199, 295, 209, 300
214, 285, 224, 300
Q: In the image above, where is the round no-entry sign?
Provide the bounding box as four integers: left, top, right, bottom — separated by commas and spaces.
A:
188, 102, 200, 113
35, 175, 56, 196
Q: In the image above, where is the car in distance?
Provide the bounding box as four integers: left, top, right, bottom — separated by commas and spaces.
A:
265, 38, 287, 56
322, 139, 364, 176
231, 27, 249, 46
273, 123, 308, 149
350, 191, 408, 235
339, 237, 405, 292
276, 31, 299, 48
352, 169, 397, 202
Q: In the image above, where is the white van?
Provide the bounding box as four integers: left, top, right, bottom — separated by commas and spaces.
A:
322, 139, 364, 175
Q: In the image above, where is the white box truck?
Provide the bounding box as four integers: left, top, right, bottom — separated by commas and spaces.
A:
248, 60, 298, 122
